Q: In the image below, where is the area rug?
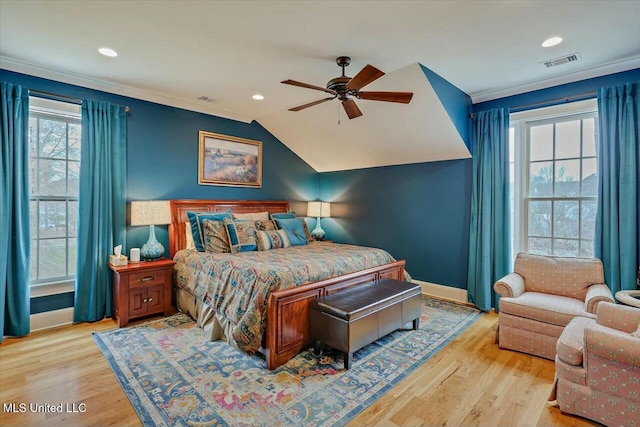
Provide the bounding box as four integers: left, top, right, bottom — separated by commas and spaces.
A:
93, 296, 481, 427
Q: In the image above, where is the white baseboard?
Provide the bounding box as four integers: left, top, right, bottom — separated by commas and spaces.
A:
412, 279, 468, 305
30, 307, 74, 332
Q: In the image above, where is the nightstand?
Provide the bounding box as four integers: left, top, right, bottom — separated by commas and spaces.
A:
109, 258, 176, 327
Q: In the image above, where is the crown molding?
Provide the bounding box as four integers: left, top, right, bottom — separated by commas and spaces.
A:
0, 56, 254, 123
470, 56, 640, 104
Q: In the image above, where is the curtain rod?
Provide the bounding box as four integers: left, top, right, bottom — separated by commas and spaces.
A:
470, 90, 597, 118
29, 89, 130, 112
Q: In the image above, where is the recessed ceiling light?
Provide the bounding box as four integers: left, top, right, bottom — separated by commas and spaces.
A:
541, 37, 563, 48
252, 94, 264, 100
98, 47, 118, 57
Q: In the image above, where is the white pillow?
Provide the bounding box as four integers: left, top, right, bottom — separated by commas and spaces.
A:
185, 222, 196, 250
232, 211, 269, 221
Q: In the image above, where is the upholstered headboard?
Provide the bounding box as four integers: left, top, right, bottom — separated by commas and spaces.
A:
168, 199, 291, 258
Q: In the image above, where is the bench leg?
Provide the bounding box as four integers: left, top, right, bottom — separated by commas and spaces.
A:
344, 352, 353, 370
413, 318, 420, 330
313, 340, 321, 355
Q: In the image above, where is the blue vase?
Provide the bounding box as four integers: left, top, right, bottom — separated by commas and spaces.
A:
311, 218, 326, 240
140, 225, 165, 260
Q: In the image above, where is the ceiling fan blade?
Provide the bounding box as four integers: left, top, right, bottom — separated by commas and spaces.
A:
358, 91, 414, 104
342, 99, 363, 119
346, 64, 385, 91
288, 97, 335, 112
281, 79, 336, 95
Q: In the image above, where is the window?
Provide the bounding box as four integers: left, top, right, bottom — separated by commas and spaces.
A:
28, 98, 81, 290
510, 99, 598, 259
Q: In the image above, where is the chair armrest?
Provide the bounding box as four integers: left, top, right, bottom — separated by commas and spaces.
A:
494, 273, 525, 298
584, 284, 614, 314
596, 301, 640, 333
585, 323, 640, 367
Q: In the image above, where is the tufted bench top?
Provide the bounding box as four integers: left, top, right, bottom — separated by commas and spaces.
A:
311, 279, 421, 321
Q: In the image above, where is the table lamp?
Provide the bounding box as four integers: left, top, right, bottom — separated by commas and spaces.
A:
307, 201, 331, 240
130, 200, 171, 260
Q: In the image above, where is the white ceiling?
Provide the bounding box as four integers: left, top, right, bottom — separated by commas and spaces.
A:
1, 1, 639, 171
259, 63, 470, 172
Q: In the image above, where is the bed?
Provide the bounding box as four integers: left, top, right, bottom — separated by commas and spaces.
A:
168, 199, 406, 370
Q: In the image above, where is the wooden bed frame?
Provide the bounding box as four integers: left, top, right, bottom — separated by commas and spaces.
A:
168, 199, 406, 369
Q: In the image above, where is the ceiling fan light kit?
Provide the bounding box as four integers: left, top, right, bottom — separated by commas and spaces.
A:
282, 56, 414, 119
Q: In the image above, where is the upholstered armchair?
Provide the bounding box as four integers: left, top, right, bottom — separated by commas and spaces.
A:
493, 252, 614, 360
552, 302, 640, 427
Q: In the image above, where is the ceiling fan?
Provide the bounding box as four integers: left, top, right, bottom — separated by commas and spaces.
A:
281, 56, 414, 119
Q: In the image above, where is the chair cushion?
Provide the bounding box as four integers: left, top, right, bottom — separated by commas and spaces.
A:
499, 292, 594, 327
557, 317, 595, 366
514, 252, 604, 300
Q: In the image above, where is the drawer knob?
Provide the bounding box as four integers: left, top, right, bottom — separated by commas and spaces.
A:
148, 298, 153, 302
139, 276, 156, 282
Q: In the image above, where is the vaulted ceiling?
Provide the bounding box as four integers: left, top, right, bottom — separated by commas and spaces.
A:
1, 1, 639, 171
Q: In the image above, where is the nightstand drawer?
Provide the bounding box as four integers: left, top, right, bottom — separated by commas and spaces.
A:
128, 268, 166, 288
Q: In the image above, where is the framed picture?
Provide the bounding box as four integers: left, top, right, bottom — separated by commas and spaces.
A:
198, 131, 263, 187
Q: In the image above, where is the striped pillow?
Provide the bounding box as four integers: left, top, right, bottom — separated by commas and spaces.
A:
255, 230, 290, 251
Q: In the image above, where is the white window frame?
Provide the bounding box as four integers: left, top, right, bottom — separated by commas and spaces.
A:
510, 99, 598, 261
28, 97, 81, 297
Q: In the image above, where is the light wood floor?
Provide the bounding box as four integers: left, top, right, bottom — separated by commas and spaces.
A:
0, 311, 599, 427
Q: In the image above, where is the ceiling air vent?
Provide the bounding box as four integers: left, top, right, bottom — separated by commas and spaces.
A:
542, 53, 581, 68
197, 96, 215, 103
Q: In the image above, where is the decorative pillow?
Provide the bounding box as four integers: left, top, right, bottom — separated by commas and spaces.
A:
185, 222, 196, 250
274, 218, 308, 246
255, 230, 291, 251
300, 218, 314, 242
632, 323, 640, 339
270, 212, 296, 220
223, 218, 257, 253
255, 219, 277, 231
270, 213, 313, 241
187, 210, 232, 252
233, 211, 269, 221
202, 219, 231, 253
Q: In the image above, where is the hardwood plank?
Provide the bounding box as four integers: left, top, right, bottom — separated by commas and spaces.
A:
0, 311, 599, 427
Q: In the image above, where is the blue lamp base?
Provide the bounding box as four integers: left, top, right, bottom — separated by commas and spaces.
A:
311, 217, 326, 241
140, 224, 165, 260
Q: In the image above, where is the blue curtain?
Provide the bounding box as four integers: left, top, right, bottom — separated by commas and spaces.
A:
595, 82, 640, 293
0, 82, 31, 341
74, 100, 127, 322
467, 108, 511, 311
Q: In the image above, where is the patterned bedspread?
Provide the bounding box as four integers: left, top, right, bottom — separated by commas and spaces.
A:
173, 241, 400, 352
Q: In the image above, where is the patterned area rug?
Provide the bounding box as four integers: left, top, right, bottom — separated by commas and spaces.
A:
93, 296, 480, 427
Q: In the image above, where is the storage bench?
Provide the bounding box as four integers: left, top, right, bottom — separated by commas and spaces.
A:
309, 278, 422, 369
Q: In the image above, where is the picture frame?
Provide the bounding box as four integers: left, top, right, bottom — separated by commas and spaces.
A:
198, 131, 263, 187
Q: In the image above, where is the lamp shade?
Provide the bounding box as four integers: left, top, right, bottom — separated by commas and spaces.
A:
307, 201, 331, 218
130, 201, 171, 226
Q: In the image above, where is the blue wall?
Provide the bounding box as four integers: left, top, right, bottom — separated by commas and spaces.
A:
320, 159, 473, 288
1, 69, 319, 313
420, 64, 473, 151
319, 66, 473, 288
